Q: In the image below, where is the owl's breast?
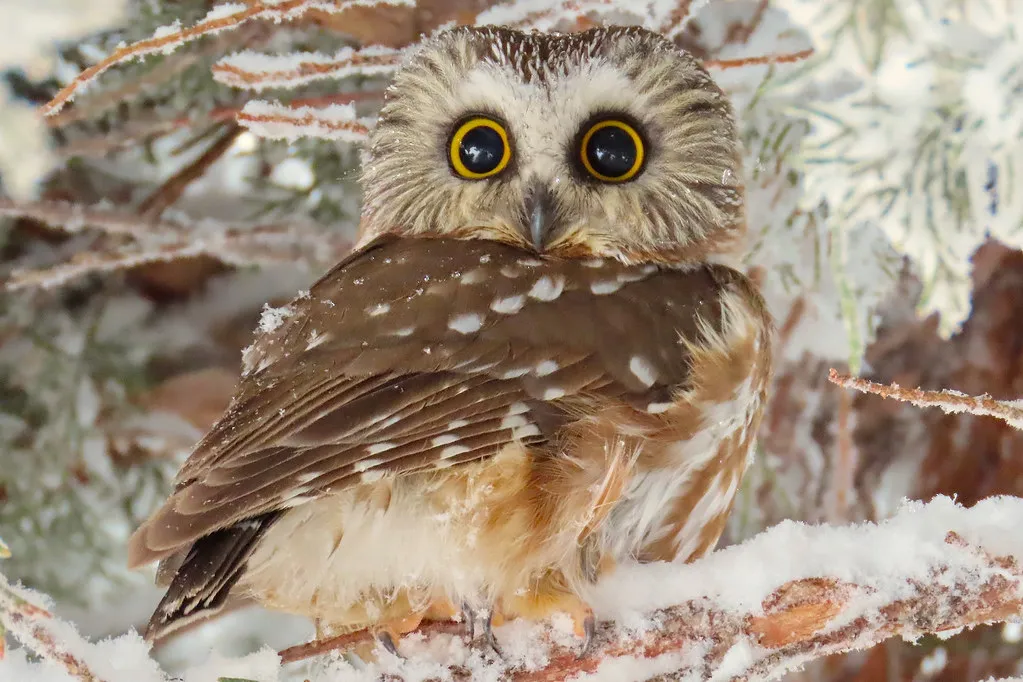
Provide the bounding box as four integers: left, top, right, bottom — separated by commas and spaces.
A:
599, 276, 772, 564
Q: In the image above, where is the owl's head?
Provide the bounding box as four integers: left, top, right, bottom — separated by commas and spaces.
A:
359, 25, 744, 265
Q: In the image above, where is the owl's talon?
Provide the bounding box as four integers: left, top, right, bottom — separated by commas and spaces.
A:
480, 610, 503, 658
461, 606, 503, 657
374, 629, 403, 659
460, 602, 476, 640
577, 612, 596, 659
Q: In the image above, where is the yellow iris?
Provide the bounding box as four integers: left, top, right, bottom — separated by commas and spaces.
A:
579, 119, 645, 183
449, 117, 511, 180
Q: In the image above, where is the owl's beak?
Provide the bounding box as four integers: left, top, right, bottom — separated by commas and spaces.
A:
524, 184, 557, 251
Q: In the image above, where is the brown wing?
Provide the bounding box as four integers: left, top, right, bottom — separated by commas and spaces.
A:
129, 237, 732, 572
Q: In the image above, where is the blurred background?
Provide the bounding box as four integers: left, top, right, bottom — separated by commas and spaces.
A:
0, 1, 1021, 680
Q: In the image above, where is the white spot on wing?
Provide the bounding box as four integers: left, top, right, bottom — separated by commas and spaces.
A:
305, 329, 330, 350
448, 419, 469, 429
353, 458, 384, 472
629, 356, 658, 387
528, 275, 564, 301
543, 387, 566, 400
367, 303, 390, 316
647, 402, 673, 414
534, 360, 558, 376
500, 415, 528, 428
449, 313, 484, 334
366, 442, 395, 455
460, 268, 486, 285
501, 367, 530, 379
440, 445, 470, 459
512, 424, 541, 439
591, 280, 622, 295
491, 295, 525, 314
507, 402, 529, 415
431, 434, 459, 446
391, 326, 415, 337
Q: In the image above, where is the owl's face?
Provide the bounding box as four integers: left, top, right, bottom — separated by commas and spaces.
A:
360, 26, 744, 265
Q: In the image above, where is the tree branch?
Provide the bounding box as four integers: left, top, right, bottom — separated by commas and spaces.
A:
829, 369, 1023, 429
4, 496, 1023, 680
266, 496, 1023, 682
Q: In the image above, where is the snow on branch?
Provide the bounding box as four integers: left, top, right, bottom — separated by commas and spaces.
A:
213, 45, 401, 90
829, 369, 1023, 430
8, 495, 1015, 681
268, 495, 1023, 681
238, 100, 372, 141
39, 0, 413, 116
0, 572, 104, 681
0, 199, 350, 290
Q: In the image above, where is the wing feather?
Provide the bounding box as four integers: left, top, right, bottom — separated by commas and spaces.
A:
129, 237, 731, 571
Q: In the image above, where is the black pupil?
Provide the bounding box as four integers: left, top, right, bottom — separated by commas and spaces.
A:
586, 126, 637, 178
458, 125, 504, 175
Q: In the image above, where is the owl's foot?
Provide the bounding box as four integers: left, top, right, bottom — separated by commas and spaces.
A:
461, 603, 503, 657
369, 610, 425, 659
500, 578, 596, 657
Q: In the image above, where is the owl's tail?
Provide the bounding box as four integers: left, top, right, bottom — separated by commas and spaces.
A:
142, 512, 279, 642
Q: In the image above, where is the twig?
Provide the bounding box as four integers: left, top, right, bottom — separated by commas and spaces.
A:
0, 199, 350, 290
721, 0, 770, 46
828, 384, 857, 522
237, 101, 370, 141
703, 47, 815, 70
477, 0, 618, 32
45, 25, 272, 128
212, 45, 401, 91
0, 572, 104, 681
269, 496, 1023, 681
40, 0, 411, 116
657, 0, 697, 39
137, 124, 244, 217
0, 198, 178, 238
279, 621, 464, 664
829, 369, 1023, 429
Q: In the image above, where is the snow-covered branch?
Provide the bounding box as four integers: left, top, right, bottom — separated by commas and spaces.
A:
0, 199, 351, 290
40, 0, 413, 115
238, 101, 372, 141
4, 496, 1023, 681
212, 46, 401, 91
829, 369, 1023, 430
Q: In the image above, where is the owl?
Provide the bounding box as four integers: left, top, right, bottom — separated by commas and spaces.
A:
128, 25, 773, 654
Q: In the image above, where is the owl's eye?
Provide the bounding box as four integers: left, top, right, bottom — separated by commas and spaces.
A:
449, 117, 511, 180
579, 119, 645, 183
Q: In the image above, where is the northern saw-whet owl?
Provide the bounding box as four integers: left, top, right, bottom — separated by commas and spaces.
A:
129, 25, 774, 652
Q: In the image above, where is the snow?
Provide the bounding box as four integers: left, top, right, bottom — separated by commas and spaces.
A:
214, 46, 401, 90
239, 101, 371, 142
4, 495, 1023, 681
769, 0, 1023, 335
